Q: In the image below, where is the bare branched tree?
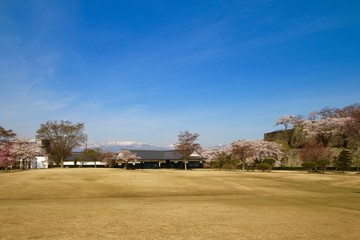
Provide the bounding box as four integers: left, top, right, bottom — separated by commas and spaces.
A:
175, 131, 201, 170
0, 126, 16, 143
36, 121, 87, 168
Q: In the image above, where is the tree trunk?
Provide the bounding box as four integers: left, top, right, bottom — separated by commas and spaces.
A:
343, 139, 348, 148
61, 157, 64, 168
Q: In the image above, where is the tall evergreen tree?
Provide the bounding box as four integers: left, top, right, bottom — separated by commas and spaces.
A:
335, 150, 352, 172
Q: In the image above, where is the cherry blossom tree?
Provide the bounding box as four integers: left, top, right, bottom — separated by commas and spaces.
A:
302, 117, 350, 147
275, 115, 303, 130
231, 140, 283, 170
102, 152, 118, 168
231, 141, 255, 170
0, 142, 15, 170
302, 105, 359, 147
116, 150, 141, 169
201, 148, 220, 163
339, 104, 360, 143
318, 106, 339, 119
201, 146, 231, 165
308, 111, 319, 121
202, 146, 243, 169
275, 104, 360, 148
250, 140, 283, 163
11, 138, 44, 170
0, 126, 16, 170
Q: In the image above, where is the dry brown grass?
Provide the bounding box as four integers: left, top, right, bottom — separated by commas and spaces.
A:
0, 169, 359, 240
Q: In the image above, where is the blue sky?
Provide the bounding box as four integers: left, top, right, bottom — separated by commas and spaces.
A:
1, 0, 360, 147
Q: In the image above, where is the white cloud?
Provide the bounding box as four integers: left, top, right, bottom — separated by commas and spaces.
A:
29, 96, 77, 111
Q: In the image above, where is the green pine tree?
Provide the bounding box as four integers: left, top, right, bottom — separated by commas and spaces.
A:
335, 150, 352, 172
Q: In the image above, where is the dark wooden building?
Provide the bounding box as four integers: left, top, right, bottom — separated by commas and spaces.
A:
117, 150, 205, 169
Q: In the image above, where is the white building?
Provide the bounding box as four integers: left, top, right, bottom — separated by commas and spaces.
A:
31, 156, 49, 169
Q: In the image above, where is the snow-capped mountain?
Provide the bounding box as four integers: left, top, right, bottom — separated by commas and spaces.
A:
76, 141, 172, 153
74, 141, 229, 153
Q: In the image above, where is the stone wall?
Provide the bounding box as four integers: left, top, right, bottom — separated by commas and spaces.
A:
264, 129, 294, 145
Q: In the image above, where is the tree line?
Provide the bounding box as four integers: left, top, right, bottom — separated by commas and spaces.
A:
203, 103, 360, 172
1, 103, 359, 172
1, 121, 201, 170
276, 103, 360, 172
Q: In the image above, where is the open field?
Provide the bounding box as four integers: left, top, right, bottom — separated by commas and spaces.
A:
0, 169, 359, 240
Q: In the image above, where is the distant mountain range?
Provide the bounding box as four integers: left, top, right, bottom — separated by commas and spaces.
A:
74, 141, 229, 153
75, 141, 173, 153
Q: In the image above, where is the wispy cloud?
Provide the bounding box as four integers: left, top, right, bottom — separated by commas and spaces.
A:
30, 96, 77, 111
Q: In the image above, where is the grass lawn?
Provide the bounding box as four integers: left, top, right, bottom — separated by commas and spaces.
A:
0, 169, 359, 240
